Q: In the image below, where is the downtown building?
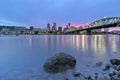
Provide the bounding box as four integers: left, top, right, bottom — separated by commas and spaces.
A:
52, 23, 57, 32
58, 26, 62, 32
47, 23, 51, 32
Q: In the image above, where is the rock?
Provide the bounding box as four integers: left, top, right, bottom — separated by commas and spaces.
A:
110, 75, 120, 80
110, 59, 120, 65
94, 75, 98, 79
64, 77, 69, 80
112, 65, 118, 70
96, 62, 103, 67
103, 64, 110, 71
109, 71, 120, 80
43, 52, 76, 73
118, 73, 120, 78
94, 73, 98, 75
109, 71, 116, 77
116, 65, 120, 71
73, 70, 81, 77
94, 73, 98, 79
85, 75, 93, 80
112, 65, 120, 71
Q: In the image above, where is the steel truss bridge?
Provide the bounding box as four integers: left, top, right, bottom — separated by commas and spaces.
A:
65, 17, 120, 34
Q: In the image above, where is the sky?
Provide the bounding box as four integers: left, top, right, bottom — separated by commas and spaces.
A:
0, 0, 120, 28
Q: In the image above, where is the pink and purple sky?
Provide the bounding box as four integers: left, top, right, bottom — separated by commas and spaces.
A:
0, 0, 120, 31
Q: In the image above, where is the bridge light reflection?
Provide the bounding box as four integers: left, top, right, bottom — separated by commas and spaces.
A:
29, 36, 32, 47
111, 36, 117, 53
81, 35, 88, 52
91, 35, 106, 57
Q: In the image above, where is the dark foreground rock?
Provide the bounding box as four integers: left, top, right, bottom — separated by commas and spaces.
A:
109, 71, 120, 80
103, 64, 110, 71
110, 59, 120, 65
43, 52, 76, 73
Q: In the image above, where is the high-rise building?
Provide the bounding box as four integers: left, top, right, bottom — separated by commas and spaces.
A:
30, 26, 34, 31
63, 28, 68, 32
68, 23, 71, 27
47, 23, 51, 32
52, 22, 57, 32
58, 26, 62, 32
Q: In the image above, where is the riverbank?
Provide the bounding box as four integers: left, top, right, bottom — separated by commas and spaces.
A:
43, 53, 120, 80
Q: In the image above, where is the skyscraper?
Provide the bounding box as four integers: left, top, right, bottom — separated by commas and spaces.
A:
68, 22, 71, 27
58, 26, 62, 32
47, 23, 51, 32
52, 22, 57, 32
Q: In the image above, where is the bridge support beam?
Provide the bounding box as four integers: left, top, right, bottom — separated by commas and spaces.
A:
87, 29, 91, 35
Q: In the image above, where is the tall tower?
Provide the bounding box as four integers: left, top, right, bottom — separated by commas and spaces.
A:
58, 26, 62, 32
47, 23, 51, 32
52, 22, 57, 32
68, 22, 71, 27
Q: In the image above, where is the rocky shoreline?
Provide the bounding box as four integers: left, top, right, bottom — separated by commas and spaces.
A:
43, 52, 120, 80
76, 59, 120, 80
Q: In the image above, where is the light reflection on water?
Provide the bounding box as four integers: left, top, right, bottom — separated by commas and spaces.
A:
0, 35, 120, 79
41, 35, 119, 54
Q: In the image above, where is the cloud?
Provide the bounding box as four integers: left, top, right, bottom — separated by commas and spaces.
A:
0, 18, 28, 27
0, 0, 120, 27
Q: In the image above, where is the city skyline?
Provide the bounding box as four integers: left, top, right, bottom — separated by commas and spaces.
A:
0, 0, 120, 28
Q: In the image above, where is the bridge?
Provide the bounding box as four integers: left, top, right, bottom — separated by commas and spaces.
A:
65, 17, 120, 34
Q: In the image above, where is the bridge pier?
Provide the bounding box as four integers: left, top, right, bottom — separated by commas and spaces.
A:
87, 29, 91, 35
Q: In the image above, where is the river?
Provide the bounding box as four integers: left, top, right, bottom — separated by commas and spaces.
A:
0, 35, 120, 80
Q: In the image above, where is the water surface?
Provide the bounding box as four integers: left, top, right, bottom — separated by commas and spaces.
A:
0, 35, 120, 80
